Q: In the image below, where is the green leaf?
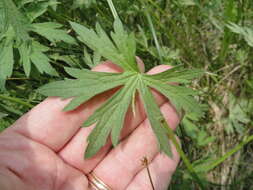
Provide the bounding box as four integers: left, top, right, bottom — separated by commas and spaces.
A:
0, 41, 14, 80
83, 48, 101, 68
70, 18, 138, 72
24, 1, 59, 21
111, 19, 137, 70
84, 76, 138, 158
39, 20, 203, 158
226, 22, 253, 47
30, 51, 58, 76
147, 67, 204, 83
222, 93, 251, 134
18, 41, 58, 76
38, 68, 134, 111
196, 130, 215, 146
1, 0, 30, 42
18, 43, 32, 77
0, 1, 8, 36
1, 0, 66, 80
31, 22, 76, 44
138, 80, 172, 156
144, 77, 203, 116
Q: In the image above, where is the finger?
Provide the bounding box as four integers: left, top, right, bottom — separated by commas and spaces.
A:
0, 131, 89, 190
136, 56, 145, 72
5, 62, 124, 151
58, 65, 174, 173
126, 138, 180, 190
89, 102, 180, 190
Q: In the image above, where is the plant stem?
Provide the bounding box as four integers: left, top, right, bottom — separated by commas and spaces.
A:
0, 94, 33, 108
106, 0, 119, 20
162, 122, 205, 189
206, 135, 253, 172
142, 157, 155, 190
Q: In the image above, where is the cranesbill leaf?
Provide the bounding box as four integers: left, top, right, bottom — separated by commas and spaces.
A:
84, 76, 138, 157
38, 68, 135, 111
70, 18, 139, 72
144, 77, 202, 116
111, 19, 137, 70
138, 80, 172, 156
39, 19, 204, 158
147, 67, 204, 83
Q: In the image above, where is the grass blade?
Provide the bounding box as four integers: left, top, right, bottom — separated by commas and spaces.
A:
144, 9, 163, 65
106, 0, 119, 20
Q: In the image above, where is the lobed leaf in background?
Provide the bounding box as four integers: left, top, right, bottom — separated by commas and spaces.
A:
21, 0, 59, 21
0, 0, 30, 42
0, 0, 76, 90
182, 114, 215, 147
38, 18, 204, 158
221, 94, 252, 134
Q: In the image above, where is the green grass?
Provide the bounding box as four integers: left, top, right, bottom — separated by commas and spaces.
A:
0, 0, 253, 189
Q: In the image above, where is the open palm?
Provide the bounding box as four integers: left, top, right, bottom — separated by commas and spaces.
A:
0, 62, 180, 190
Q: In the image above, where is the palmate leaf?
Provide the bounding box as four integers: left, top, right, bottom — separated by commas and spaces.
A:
39, 68, 135, 111
38, 18, 204, 158
138, 80, 173, 156
22, 0, 59, 21
83, 76, 138, 157
0, 0, 75, 86
144, 77, 202, 116
1, 0, 30, 42
70, 19, 139, 72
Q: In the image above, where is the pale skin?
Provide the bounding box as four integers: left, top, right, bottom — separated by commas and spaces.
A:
0, 61, 180, 190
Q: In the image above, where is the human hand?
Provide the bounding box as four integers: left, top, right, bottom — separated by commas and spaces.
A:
0, 61, 180, 190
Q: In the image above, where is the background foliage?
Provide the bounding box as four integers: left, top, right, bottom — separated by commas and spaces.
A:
0, 0, 252, 189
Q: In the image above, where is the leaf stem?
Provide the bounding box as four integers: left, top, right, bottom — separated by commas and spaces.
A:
205, 135, 253, 172
0, 94, 33, 108
162, 121, 205, 189
106, 0, 119, 20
